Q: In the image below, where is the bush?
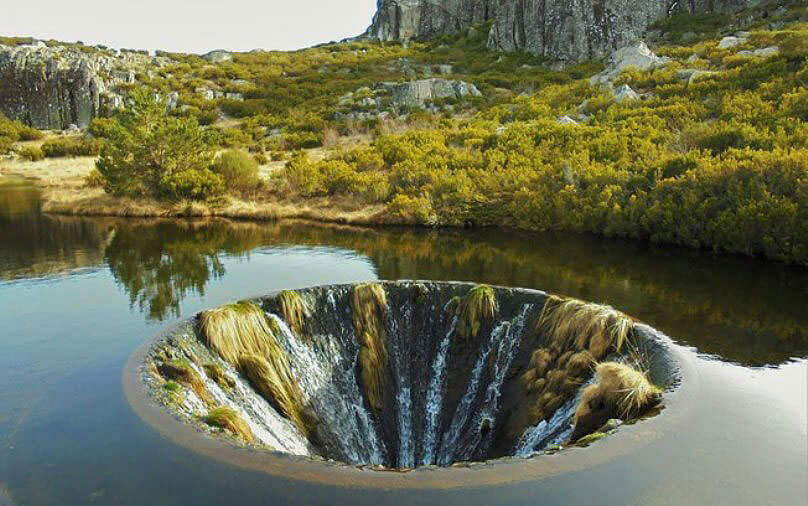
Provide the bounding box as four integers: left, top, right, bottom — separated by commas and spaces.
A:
96, 89, 222, 201
0, 136, 13, 154
18, 145, 44, 161
212, 149, 261, 194
41, 136, 103, 157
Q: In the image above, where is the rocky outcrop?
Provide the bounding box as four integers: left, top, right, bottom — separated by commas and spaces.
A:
382, 78, 482, 108
365, 0, 496, 42
589, 41, 670, 85
365, 0, 761, 63
0, 45, 104, 130
336, 78, 482, 120
0, 43, 173, 130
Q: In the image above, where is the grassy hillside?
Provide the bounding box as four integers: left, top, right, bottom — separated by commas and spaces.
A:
2, 4, 807, 264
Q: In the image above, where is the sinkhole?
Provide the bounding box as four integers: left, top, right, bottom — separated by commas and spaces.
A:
128, 281, 682, 473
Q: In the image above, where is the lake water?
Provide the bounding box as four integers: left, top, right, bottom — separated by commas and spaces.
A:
0, 179, 806, 505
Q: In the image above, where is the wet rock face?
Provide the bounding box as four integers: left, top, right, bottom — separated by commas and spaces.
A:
365, 0, 759, 62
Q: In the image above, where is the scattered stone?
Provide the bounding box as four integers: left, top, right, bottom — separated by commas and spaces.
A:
737, 46, 779, 58
557, 115, 578, 125
613, 84, 639, 103
590, 41, 671, 85
166, 91, 179, 110
201, 50, 232, 63
686, 54, 701, 64
718, 35, 747, 49
676, 69, 717, 85
380, 78, 481, 108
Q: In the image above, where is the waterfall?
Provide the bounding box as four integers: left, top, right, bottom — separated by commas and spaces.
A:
191, 362, 310, 454
437, 320, 510, 466
514, 377, 595, 457
387, 297, 415, 468
267, 313, 385, 465
419, 306, 458, 466
454, 304, 533, 462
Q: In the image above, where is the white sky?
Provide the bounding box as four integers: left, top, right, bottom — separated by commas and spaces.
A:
1, 1, 378, 54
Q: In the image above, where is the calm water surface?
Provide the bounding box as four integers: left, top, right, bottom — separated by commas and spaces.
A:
0, 180, 806, 505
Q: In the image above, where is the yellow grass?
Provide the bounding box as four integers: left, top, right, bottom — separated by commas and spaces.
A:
237, 354, 308, 435
537, 295, 633, 359
199, 301, 279, 365
570, 361, 662, 442
277, 290, 308, 337
204, 406, 255, 443
456, 284, 498, 340
157, 360, 213, 406
351, 283, 388, 413
203, 363, 236, 389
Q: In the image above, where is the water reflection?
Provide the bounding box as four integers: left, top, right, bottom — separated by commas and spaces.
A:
0, 181, 805, 366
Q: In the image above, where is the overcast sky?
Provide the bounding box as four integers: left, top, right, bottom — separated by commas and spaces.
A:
1, 1, 378, 54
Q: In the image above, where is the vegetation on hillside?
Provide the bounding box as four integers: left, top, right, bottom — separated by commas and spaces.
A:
2, 5, 806, 264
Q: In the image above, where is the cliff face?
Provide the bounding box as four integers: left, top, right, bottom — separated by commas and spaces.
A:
0, 44, 171, 130
366, 0, 497, 42
0, 45, 104, 130
365, 0, 762, 62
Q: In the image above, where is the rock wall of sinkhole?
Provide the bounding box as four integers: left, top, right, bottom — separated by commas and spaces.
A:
139, 281, 680, 469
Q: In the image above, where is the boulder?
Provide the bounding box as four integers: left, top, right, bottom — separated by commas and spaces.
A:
0, 45, 104, 129
379, 78, 481, 108
613, 84, 639, 103
557, 115, 578, 125
201, 50, 232, 63
718, 35, 747, 49
590, 41, 670, 85
737, 46, 779, 57
676, 68, 717, 85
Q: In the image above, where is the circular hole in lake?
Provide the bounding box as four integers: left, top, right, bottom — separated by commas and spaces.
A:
129, 281, 683, 473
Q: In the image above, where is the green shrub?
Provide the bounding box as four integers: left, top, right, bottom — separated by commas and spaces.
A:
18, 145, 44, 161
84, 169, 106, 188
96, 89, 222, 201
0, 136, 13, 154
88, 118, 119, 139
41, 137, 103, 158
212, 149, 261, 194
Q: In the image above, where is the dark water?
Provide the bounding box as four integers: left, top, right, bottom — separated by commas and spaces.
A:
0, 179, 806, 505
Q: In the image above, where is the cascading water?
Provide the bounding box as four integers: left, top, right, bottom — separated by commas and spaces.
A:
135, 281, 680, 471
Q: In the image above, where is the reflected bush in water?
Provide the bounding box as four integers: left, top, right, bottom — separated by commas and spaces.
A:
104, 221, 266, 320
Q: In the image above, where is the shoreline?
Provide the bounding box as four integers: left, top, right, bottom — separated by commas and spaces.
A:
3, 158, 806, 268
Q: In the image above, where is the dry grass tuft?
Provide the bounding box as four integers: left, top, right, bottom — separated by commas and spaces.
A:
158, 360, 213, 406
199, 301, 279, 365
456, 284, 498, 340
203, 363, 236, 389
277, 290, 308, 337
204, 406, 255, 443
572, 362, 662, 441
518, 294, 634, 428
351, 283, 389, 413
238, 354, 308, 435
537, 295, 633, 360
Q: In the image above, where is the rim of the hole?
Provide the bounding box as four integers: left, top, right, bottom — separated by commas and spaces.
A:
123, 281, 699, 489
